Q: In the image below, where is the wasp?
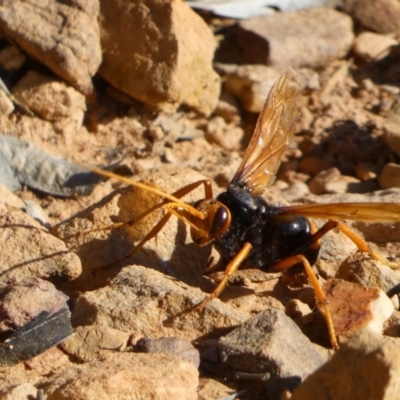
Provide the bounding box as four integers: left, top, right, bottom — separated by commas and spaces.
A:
82, 71, 400, 349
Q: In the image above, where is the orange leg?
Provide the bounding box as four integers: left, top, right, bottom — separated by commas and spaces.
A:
92, 180, 214, 266
63, 179, 213, 240
195, 242, 253, 311
335, 221, 398, 268
273, 253, 338, 350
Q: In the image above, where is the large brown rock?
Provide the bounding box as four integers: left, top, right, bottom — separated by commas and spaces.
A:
0, 0, 102, 94
98, 0, 220, 115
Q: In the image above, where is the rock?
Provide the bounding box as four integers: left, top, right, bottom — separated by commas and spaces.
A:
337, 254, 400, 293
54, 167, 215, 291
219, 64, 282, 112
0, 0, 101, 94
61, 325, 129, 363
218, 309, 328, 387
0, 204, 82, 288
308, 167, 378, 194
0, 88, 14, 116
383, 97, 400, 157
23, 346, 69, 376
379, 163, 400, 189
236, 8, 353, 68
213, 93, 241, 124
355, 161, 379, 181
71, 265, 250, 341
287, 330, 400, 400
218, 64, 318, 113
281, 181, 310, 202
197, 378, 239, 400
0, 44, 26, 71
324, 279, 394, 341
42, 352, 199, 400
344, 0, 400, 34
0, 184, 25, 209
308, 167, 341, 195
135, 336, 200, 369
298, 156, 333, 176
205, 116, 243, 151
98, 0, 220, 115
12, 70, 86, 123
0, 277, 69, 332
353, 32, 398, 61
0, 383, 39, 400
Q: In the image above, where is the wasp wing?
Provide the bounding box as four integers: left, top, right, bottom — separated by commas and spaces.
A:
278, 202, 400, 223
230, 70, 299, 195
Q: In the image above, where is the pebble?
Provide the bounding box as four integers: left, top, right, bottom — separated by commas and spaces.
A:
353, 32, 398, 61
379, 163, 400, 189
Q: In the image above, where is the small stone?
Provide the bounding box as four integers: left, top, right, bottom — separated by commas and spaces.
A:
0, 44, 26, 70
205, 116, 243, 151
136, 336, 200, 369
383, 97, 400, 157
298, 156, 333, 176
308, 167, 341, 195
285, 299, 312, 319
281, 182, 310, 202
288, 330, 400, 400
353, 32, 398, 61
355, 161, 379, 181
213, 93, 241, 124
379, 163, 400, 189
221, 64, 282, 112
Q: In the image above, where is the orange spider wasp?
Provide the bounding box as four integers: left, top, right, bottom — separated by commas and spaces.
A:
82, 71, 400, 349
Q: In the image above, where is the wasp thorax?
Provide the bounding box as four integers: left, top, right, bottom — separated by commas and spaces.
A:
190, 199, 231, 247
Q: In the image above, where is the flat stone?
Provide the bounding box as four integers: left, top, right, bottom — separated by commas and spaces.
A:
71, 265, 250, 341
61, 325, 129, 363
0, 204, 82, 288
42, 352, 199, 400
236, 8, 353, 68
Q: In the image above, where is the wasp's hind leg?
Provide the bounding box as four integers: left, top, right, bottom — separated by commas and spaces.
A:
335, 221, 399, 268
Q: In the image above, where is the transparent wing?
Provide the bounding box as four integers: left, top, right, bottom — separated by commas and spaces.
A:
230, 70, 299, 195
278, 202, 400, 223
